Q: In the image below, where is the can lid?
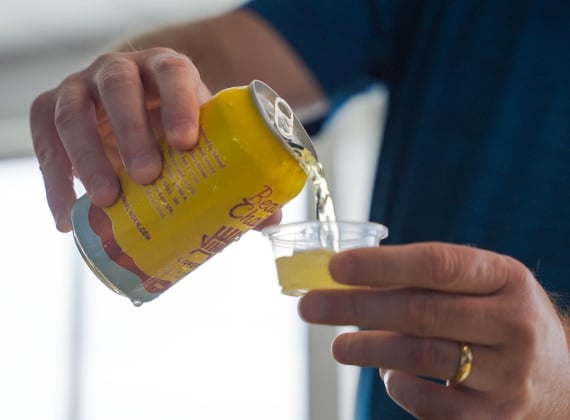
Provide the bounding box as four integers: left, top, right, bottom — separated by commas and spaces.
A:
249, 80, 319, 161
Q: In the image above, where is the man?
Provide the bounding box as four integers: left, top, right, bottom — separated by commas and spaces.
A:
30, 1, 570, 418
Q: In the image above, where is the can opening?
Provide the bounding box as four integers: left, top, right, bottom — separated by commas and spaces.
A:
249, 80, 319, 161
273, 97, 294, 140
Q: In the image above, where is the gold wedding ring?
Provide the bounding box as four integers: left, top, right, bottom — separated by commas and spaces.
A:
446, 343, 473, 387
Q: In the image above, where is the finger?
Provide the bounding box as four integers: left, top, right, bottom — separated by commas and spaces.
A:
333, 331, 500, 392
330, 242, 529, 295
253, 210, 282, 231
94, 52, 162, 184
53, 75, 120, 207
30, 90, 76, 231
141, 49, 203, 149
300, 288, 513, 345
333, 331, 459, 380
381, 369, 483, 420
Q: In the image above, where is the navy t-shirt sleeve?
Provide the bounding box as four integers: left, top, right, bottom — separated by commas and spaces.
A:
243, 0, 382, 101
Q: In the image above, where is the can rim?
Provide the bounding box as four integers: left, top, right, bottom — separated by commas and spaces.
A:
249, 80, 319, 161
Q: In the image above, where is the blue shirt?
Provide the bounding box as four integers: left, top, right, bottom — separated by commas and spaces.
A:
246, 1, 570, 418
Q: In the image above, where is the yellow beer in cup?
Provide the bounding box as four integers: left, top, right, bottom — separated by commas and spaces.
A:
263, 221, 388, 296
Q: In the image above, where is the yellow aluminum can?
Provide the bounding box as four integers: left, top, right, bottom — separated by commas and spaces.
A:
71, 80, 314, 305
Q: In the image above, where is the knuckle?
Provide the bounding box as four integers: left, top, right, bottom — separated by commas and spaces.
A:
503, 255, 534, 289
496, 261, 539, 340
149, 51, 195, 76
470, 251, 525, 287
501, 362, 532, 389
406, 292, 440, 335
53, 77, 92, 131
96, 55, 139, 93
504, 308, 537, 347
92, 51, 130, 70
346, 293, 366, 322
422, 244, 463, 286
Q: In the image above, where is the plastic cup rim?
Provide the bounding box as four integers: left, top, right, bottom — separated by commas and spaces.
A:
261, 220, 389, 243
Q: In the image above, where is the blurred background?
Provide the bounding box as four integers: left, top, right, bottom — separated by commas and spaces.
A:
0, 1, 386, 419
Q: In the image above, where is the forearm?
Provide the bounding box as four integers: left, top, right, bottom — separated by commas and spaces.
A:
113, 9, 329, 120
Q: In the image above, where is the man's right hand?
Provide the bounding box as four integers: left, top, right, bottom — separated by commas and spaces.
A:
30, 48, 212, 232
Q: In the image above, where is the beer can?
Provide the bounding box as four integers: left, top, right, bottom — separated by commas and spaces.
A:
71, 80, 315, 305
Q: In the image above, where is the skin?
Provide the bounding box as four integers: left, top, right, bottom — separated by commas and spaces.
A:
30, 9, 326, 232
299, 243, 570, 419
29, 6, 570, 419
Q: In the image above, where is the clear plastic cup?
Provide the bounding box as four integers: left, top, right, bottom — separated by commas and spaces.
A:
262, 221, 388, 296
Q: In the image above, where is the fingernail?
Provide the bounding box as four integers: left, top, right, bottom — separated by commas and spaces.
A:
89, 174, 112, 196
298, 293, 326, 322
55, 209, 72, 232
330, 252, 353, 284
167, 123, 198, 149
129, 154, 161, 183
88, 174, 119, 208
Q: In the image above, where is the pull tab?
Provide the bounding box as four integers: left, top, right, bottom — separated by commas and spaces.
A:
273, 97, 294, 140
249, 80, 319, 160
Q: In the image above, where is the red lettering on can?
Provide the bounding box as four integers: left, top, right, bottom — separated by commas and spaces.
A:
229, 185, 281, 227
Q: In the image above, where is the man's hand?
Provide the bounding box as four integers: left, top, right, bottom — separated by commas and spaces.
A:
299, 242, 570, 419
30, 48, 211, 232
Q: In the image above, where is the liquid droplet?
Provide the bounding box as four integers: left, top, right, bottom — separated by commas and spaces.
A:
131, 298, 143, 307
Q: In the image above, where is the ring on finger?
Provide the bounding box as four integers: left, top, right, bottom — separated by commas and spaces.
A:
446, 342, 473, 387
